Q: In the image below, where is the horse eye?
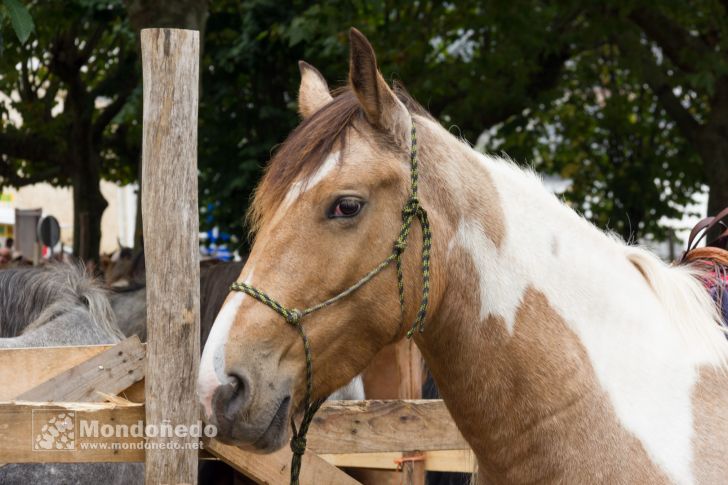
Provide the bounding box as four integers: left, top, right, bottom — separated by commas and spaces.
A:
330, 197, 363, 218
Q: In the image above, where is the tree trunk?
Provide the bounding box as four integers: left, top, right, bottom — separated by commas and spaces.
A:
72, 166, 108, 264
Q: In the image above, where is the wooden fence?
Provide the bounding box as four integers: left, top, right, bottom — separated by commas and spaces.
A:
0, 28, 473, 484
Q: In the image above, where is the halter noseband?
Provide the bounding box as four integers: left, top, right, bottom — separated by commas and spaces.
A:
230, 117, 431, 485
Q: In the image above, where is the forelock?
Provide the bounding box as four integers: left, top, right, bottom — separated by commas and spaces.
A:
247, 85, 432, 235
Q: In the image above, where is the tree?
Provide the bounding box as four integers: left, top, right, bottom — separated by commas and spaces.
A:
198, 1, 728, 244
196, 0, 586, 243
617, 3, 728, 239
4, 0, 726, 257
0, 0, 139, 262
496, 43, 704, 241
484, 1, 728, 241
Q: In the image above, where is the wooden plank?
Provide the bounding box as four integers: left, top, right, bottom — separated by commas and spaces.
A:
0, 401, 146, 462
0, 400, 467, 463
0, 344, 114, 400
205, 438, 362, 485
17, 337, 145, 402
141, 27, 201, 485
394, 338, 425, 484
395, 339, 423, 399
308, 399, 468, 454
319, 450, 476, 473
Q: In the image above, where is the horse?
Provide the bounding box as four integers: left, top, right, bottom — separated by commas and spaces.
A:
197, 28, 728, 484
0, 263, 124, 348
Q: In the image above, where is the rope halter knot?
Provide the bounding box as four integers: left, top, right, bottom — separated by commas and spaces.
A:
286, 309, 302, 325
229, 116, 430, 485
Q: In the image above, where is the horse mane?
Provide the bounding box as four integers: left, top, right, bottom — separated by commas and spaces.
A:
247, 83, 429, 234
682, 246, 728, 267
0, 263, 123, 340
626, 246, 728, 368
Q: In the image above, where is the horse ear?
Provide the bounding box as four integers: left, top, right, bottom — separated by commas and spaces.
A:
348, 28, 409, 142
298, 61, 333, 119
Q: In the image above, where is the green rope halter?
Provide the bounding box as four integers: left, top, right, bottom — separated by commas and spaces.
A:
230, 118, 431, 485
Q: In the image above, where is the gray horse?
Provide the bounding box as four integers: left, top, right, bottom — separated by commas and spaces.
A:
0, 264, 124, 348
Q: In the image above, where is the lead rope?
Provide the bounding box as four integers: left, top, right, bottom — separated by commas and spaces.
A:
230, 117, 430, 484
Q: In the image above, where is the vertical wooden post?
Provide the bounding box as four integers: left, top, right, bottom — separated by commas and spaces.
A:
395, 339, 425, 485
141, 28, 200, 485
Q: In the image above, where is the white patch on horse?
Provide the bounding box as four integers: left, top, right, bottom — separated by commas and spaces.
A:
448, 152, 725, 485
449, 220, 523, 332
283, 150, 340, 208
328, 374, 365, 401
198, 268, 254, 418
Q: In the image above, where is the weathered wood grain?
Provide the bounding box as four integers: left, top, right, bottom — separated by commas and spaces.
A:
141, 27, 201, 485
17, 337, 145, 403
0, 401, 145, 462
0, 344, 114, 400
205, 439, 362, 485
395, 338, 426, 484
308, 399, 469, 454
319, 449, 476, 473
0, 400, 470, 467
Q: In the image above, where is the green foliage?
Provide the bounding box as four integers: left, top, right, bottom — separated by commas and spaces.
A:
493, 45, 705, 240
486, 1, 728, 240
198, 0, 590, 242
1, 0, 34, 45
198, 0, 722, 243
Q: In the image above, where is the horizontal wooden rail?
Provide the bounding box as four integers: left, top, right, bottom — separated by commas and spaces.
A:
319, 450, 476, 473
309, 399, 469, 453
0, 401, 145, 462
0, 400, 470, 462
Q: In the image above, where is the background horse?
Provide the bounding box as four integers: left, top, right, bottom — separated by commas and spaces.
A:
0, 264, 123, 348
198, 29, 728, 484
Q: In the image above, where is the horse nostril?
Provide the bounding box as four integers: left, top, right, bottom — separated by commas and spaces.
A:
230, 371, 248, 396
223, 371, 251, 420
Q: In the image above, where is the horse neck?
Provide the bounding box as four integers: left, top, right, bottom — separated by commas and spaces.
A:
413, 118, 726, 482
